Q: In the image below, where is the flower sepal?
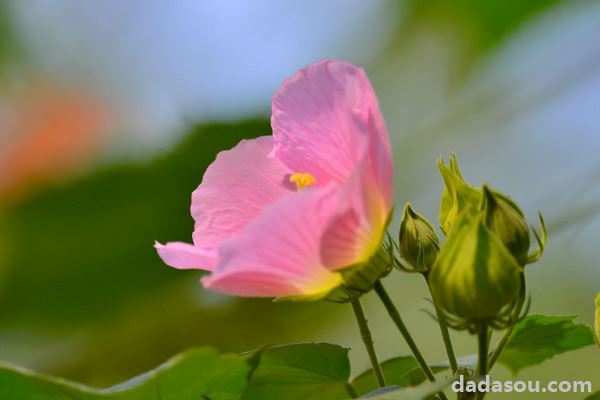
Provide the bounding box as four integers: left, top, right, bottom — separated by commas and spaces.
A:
526, 211, 547, 265
480, 185, 530, 266
324, 241, 394, 303
438, 154, 481, 235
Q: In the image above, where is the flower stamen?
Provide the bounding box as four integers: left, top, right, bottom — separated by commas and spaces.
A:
290, 172, 316, 191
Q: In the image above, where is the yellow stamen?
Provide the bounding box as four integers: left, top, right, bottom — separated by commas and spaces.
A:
290, 172, 316, 191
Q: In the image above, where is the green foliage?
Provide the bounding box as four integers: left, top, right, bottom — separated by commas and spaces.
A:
243, 343, 351, 400
351, 356, 448, 396
498, 314, 595, 374
0, 347, 252, 400
0, 342, 453, 400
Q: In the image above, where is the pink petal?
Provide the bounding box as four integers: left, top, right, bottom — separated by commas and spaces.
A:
365, 108, 393, 210
271, 59, 391, 194
191, 136, 293, 257
154, 241, 215, 270
320, 154, 389, 269
271, 60, 393, 271
202, 185, 342, 298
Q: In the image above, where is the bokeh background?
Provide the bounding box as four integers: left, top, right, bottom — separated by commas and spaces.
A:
0, 1, 598, 398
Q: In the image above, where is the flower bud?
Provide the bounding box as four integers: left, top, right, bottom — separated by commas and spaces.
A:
480, 185, 530, 266
429, 212, 523, 330
399, 203, 440, 272
438, 154, 481, 234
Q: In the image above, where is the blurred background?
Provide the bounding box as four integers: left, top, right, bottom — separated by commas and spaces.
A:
0, 0, 598, 398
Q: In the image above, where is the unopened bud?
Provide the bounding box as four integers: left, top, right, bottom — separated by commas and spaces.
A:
399, 203, 439, 272
429, 212, 522, 330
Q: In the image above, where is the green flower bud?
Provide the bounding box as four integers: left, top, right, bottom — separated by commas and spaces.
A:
399, 203, 440, 272
438, 154, 481, 234
480, 185, 530, 266
429, 212, 523, 330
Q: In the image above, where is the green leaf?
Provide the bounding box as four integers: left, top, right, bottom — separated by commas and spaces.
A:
243, 343, 351, 400
351, 354, 476, 397
432, 354, 478, 371
351, 357, 447, 396
0, 347, 252, 400
586, 391, 600, 400
498, 314, 595, 374
358, 378, 452, 400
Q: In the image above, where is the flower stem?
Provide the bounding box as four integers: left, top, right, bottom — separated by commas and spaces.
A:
476, 325, 489, 400
488, 273, 527, 370
374, 281, 449, 400
374, 281, 437, 374
350, 298, 386, 388
423, 275, 458, 374
344, 382, 358, 399
488, 324, 514, 369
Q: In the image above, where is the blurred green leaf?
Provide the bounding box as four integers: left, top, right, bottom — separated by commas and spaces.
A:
243, 343, 351, 400
0, 347, 252, 400
0, 0, 21, 70
1, 121, 266, 322
595, 292, 600, 349
0, 120, 342, 385
405, 0, 562, 61
498, 314, 595, 374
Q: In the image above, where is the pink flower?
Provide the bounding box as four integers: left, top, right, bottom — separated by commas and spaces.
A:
155, 60, 393, 299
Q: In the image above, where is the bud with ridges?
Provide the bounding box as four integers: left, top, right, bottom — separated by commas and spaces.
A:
480, 185, 530, 266
429, 212, 523, 330
399, 203, 440, 272
438, 154, 481, 234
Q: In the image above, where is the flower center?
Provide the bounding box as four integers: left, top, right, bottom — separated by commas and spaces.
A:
290, 172, 316, 191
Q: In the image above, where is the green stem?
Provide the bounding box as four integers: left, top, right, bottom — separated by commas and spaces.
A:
488, 324, 514, 369
350, 299, 386, 388
489, 273, 526, 370
423, 275, 458, 374
476, 325, 489, 400
374, 281, 449, 400
344, 382, 358, 399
